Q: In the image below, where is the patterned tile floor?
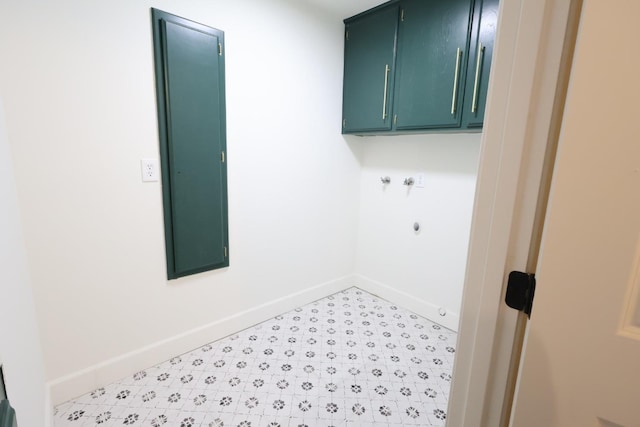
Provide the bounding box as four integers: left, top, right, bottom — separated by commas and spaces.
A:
53, 287, 456, 426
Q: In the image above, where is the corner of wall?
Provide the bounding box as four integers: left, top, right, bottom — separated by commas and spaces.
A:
48, 275, 357, 405
0, 95, 48, 426
45, 384, 53, 427
354, 274, 460, 331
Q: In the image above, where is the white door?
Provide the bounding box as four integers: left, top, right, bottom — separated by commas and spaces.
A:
510, 1, 640, 426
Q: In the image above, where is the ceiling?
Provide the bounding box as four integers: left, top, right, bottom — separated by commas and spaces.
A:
300, 0, 388, 19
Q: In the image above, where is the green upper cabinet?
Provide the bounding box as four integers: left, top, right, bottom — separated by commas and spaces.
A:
393, 0, 473, 130
342, 4, 400, 133
342, 0, 499, 134
462, 0, 499, 128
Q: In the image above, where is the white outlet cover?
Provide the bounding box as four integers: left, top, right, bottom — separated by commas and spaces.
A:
415, 173, 426, 188
141, 158, 159, 182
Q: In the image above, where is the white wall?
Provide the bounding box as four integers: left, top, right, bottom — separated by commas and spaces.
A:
0, 0, 480, 407
354, 133, 481, 330
0, 0, 361, 398
0, 98, 48, 425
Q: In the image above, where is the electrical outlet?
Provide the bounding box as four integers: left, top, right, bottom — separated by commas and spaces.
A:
141, 158, 159, 182
415, 173, 426, 188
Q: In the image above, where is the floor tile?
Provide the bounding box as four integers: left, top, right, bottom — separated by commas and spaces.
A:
53, 287, 455, 426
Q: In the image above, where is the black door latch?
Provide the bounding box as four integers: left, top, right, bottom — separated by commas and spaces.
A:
505, 271, 536, 318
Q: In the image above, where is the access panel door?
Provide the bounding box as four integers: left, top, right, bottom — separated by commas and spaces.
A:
151, 9, 229, 279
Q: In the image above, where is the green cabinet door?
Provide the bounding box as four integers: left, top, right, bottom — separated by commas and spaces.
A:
342, 4, 400, 134
393, 0, 473, 130
462, 0, 499, 128
151, 9, 229, 279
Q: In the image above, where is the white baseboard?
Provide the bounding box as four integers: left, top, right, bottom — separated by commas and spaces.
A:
354, 275, 460, 331
47, 275, 458, 406
47, 275, 355, 406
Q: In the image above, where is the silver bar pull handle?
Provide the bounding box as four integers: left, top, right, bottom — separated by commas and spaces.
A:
472, 43, 485, 113
382, 64, 390, 120
451, 48, 462, 115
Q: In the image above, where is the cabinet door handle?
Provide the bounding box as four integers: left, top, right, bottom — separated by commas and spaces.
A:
472, 43, 485, 113
451, 48, 462, 115
382, 64, 390, 120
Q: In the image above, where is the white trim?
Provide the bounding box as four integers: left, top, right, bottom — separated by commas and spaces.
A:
448, 0, 575, 425
47, 276, 354, 405
355, 275, 460, 331
47, 274, 462, 406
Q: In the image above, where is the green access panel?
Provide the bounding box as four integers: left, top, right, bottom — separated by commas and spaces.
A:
151, 9, 229, 279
